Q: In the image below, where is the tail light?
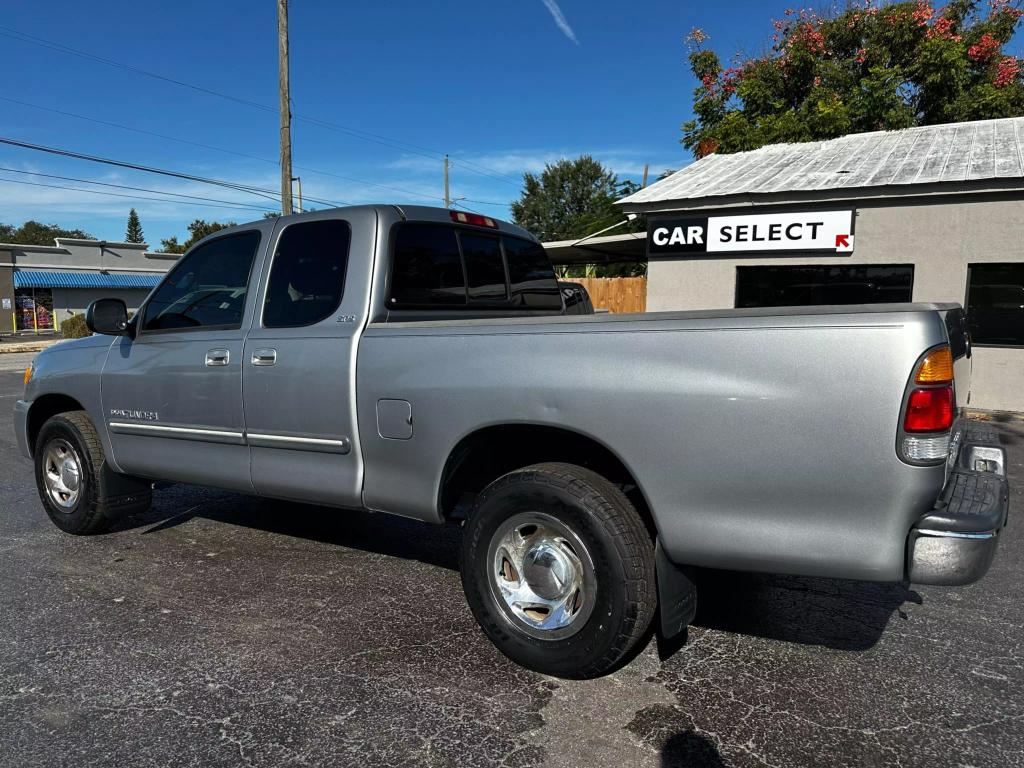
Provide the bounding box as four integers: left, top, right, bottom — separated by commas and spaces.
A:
904, 387, 954, 432
899, 344, 955, 464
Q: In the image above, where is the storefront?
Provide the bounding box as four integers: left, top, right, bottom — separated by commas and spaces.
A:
1, 238, 175, 334
614, 116, 1024, 412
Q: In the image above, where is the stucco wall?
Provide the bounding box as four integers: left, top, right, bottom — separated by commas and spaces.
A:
646, 197, 1024, 412
50, 288, 152, 325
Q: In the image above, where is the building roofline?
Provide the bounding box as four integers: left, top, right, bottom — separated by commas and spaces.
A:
619, 177, 1024, 214
0, 243, 71, 254
54, 238, 149, 249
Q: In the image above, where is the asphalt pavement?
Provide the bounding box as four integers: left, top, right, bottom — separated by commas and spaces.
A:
1, 367, 1021, 767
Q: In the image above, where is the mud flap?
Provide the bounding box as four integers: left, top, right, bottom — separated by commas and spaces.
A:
656, 539, 697, 639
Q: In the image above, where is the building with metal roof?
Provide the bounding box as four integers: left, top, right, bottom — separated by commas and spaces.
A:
619, 117, 1024, 210
606, 117, 1024, 413
0, 238, 178, 335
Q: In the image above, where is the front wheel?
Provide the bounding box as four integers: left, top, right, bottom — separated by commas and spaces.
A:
34, 411, 151, 535
460, 462, 656, 678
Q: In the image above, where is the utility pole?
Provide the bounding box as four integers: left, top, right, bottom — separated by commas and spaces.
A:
443, 154, 450, 208
641, 163, 649, 188
278, 0, 293, 215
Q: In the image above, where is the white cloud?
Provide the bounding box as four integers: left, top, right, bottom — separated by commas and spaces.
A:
541, 0, 579, 45
387, 148, 683, 178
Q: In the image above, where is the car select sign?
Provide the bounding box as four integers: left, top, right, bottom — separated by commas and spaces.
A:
647, 210, 854, 257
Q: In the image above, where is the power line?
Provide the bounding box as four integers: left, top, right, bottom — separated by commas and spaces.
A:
0, 24, 524, 188
0, 176, 281, 212
0, 96, 448, 204
0, 166, 278, 211
0, 136, 349, 208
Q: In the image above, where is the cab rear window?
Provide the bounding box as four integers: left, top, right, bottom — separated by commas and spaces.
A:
388, 223, 560, 311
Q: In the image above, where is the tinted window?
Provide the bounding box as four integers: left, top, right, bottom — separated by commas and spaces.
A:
263, 220, 351, 328
735, 265, 914, 308
504, 237, 562, 309
967, 263, 1024, 346
390, 224, 466, 306
460, 232, 507, 302
143, 230, 261, 331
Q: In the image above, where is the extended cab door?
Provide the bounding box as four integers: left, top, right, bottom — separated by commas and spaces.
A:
241, 210, 373, 507
101, 227, 267, 491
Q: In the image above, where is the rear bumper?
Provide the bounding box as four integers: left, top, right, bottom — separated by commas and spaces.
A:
13, 399, 32, 459
907, 420, 1009, 586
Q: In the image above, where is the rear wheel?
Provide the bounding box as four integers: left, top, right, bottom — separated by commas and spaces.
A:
460, 462, 656, 678
34, 411, 151, 535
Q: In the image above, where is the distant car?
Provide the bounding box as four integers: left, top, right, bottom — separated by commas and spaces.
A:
559, 281, 594, 314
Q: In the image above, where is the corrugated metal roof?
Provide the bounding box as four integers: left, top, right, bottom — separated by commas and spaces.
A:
13, 271, 162, 289
619, 117, 1024, 208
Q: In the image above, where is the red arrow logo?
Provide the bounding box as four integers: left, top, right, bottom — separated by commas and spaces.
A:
835, 234, 850, 248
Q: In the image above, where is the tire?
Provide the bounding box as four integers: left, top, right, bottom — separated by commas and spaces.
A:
33, 411, 151, 535
460, 462, 657, 678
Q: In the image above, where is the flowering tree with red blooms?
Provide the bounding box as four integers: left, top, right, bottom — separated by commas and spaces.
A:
682, 0, 1024, 158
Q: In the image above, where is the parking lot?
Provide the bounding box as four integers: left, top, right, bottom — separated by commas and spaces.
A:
1, 365, 1022, 768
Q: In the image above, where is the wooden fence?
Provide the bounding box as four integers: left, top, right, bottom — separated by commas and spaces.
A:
573, 277, 647, 314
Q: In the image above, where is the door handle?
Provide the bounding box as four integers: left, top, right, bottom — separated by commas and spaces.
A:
251, 348, 277, 366
205, 349, 230, 367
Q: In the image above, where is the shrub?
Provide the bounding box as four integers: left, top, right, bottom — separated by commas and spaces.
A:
60, 313, 89, 339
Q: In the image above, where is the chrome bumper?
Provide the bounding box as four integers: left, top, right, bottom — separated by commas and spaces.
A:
908, 420, 1008, 586
13, 399, 32, 459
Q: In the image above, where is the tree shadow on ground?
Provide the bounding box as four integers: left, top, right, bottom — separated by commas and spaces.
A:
661, 731, 727, 768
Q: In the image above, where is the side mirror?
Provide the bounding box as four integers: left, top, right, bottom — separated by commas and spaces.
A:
85, 298, 129, 336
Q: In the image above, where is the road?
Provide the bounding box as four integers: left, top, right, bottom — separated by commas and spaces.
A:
0, 366, 1021, 767
0, 352, 37, 372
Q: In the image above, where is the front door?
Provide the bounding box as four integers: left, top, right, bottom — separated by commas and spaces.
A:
101, 228, 267, 491
242, 211, 372, 507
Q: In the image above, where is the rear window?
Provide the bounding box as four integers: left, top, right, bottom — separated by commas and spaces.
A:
390, 224, 466, 306
387, 222, 561, 312
504, 237, 562, 309
459, 232, 507, 302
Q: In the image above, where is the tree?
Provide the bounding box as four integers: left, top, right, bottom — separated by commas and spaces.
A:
0, 220, 94, 245
160, 219, 235, 254
510, 156, 644, 277
125, 208, 145, 244
682, 0, 1024, 158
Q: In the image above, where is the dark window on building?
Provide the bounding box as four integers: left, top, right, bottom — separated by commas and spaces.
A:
14, 288, 54, 331
263, 220, 351, 328
504, 236, 562, 309
143, 230, 261, 332
967, 263, 1024, 346
735, 265, 914, 308
460, 232, 507, 302
389, 224, 466, 306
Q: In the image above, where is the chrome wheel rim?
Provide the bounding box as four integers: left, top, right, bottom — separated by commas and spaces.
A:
42, 439, 83, 510
487, 511, 597, 640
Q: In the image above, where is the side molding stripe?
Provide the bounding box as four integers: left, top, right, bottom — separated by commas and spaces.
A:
108, 422, 351, 454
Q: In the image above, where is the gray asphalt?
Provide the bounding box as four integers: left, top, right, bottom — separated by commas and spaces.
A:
1, 366, 1021, 767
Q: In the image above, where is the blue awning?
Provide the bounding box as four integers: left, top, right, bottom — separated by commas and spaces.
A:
12, 270, 162, 290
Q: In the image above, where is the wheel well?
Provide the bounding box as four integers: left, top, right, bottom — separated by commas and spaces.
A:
27, 394, 85, 456
438, 424, 656, 536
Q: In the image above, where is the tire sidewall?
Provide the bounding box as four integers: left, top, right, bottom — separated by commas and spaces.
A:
461, 475, 635, 677
34, 416, 99, 534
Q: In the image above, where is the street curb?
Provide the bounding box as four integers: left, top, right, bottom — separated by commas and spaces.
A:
0, 340, 60, 354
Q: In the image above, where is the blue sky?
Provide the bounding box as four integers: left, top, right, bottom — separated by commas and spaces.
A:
1, 1, 1014, 246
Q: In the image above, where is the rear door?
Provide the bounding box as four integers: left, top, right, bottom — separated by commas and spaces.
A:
242, 210, 374, 507
101, 228, 266, 491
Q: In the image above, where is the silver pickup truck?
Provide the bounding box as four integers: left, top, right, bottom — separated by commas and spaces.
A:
14, 205, 1010, 678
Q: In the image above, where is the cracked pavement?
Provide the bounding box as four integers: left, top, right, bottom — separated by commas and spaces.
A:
1, 369, 1021, 767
